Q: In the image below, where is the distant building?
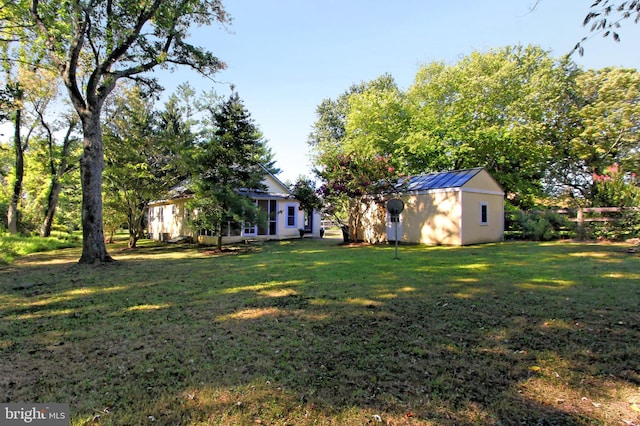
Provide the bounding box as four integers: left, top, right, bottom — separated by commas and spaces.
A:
358, 168, 504, 245
148, 167, 322, 244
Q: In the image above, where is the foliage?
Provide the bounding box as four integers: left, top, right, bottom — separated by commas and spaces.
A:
553, 68, 640, 201
511, 209, 573, 241
308, 74, 398, 166
405, 45, 578, 207
0, 232, 78, 264
1, 239, 639, 424
6, 0, 231, 263
317, 152, 400, 242
26, 112, 81, 237
309, 46, 640, 211
103, 85, 189, 248
188, 92, 268, 250
573, 0, 640, 55
586, 164, 640, 240
591, 163, 640, 207
290, 176, 322, 213
1, 5, 78, 236
588, 210, 640, 241
343, 76, 407, 159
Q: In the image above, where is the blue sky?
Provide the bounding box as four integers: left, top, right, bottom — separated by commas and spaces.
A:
136, 2, 640, 183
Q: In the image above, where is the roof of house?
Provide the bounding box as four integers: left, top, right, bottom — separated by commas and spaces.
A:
149, 164, 293, 205
402, 167, 485, 192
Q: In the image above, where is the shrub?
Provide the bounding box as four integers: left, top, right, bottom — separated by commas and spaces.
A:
509, 209, 573, 241
587, 208, 640, 241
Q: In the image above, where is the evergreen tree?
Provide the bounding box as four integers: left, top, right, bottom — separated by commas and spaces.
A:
189, 92, 268, 250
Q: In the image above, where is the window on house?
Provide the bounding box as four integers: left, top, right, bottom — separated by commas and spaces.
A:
480, 202, 489, 225
286, 205, 296, 227
158, 207, 164, 222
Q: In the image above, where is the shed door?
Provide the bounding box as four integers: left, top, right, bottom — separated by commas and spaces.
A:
386, 212, 402, 242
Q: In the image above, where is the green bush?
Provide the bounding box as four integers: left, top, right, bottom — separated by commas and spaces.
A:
508, 209, 574, 241
587, 209, 640, 241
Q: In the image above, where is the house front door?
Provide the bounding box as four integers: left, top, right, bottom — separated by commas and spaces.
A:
304, 210, 313, 233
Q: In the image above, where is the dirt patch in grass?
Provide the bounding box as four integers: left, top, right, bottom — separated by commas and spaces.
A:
201, 245, 257, 256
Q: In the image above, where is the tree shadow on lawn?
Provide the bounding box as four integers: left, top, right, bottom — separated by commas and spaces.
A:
1, 240, 639, 425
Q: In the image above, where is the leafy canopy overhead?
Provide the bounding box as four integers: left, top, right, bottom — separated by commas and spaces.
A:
572, 0, 640, 55
29, 0, 229, 94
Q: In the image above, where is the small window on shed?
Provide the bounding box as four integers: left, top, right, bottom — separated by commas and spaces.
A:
480, 202, 489, 225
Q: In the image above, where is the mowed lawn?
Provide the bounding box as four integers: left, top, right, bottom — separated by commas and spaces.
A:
1, 236, 639, 425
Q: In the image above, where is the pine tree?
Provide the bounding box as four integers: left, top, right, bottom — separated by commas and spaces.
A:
189, 92, 268, 250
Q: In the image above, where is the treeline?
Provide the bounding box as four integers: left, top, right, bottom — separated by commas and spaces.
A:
0, 83, 277, 248
308, 45, 640, 214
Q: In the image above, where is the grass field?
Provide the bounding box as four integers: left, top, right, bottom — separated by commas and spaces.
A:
0, 232, 79, 265
1, 235, 639, 425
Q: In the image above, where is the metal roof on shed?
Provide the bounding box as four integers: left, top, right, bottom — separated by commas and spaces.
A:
402, 167, 484, 192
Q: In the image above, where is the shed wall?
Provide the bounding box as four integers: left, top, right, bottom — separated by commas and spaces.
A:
459, 190, 504, 245
403, 190, 461, 245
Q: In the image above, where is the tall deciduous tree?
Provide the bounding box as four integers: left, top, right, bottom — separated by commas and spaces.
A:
552, 67, 640, 203
308, 74, 397, 168
2, 2, 67, 234
189, 92, 268, 251
3, 82, 24, 234
404, 45, 578, 206
574, 68, 640, 174
20, 0, 229, 263
343, 77, 408, 160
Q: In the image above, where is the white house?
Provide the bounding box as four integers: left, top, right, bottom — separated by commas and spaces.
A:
147, 168, 322, 244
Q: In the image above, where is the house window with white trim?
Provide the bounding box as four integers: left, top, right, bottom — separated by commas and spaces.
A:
480, 202, 489, 225
286, 204, 297, 228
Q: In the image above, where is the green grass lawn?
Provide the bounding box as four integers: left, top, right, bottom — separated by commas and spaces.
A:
0, 232, 79, 265
1, 237, 639, 425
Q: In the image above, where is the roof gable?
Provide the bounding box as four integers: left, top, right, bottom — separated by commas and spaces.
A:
260, 165, 292, 196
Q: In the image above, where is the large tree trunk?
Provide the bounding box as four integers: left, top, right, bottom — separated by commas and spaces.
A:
7, 108, 23, 234
78, 113, 113, 263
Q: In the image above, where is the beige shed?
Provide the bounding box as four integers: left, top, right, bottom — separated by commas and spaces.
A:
359, 168, 504, 246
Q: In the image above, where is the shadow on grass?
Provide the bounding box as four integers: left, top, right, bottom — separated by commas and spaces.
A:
1, 239, 639, 425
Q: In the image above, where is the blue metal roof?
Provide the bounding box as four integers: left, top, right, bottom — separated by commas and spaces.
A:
403, 168, 484, 191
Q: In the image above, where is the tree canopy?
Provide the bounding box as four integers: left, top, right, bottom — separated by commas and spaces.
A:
309, 44, 640, 219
